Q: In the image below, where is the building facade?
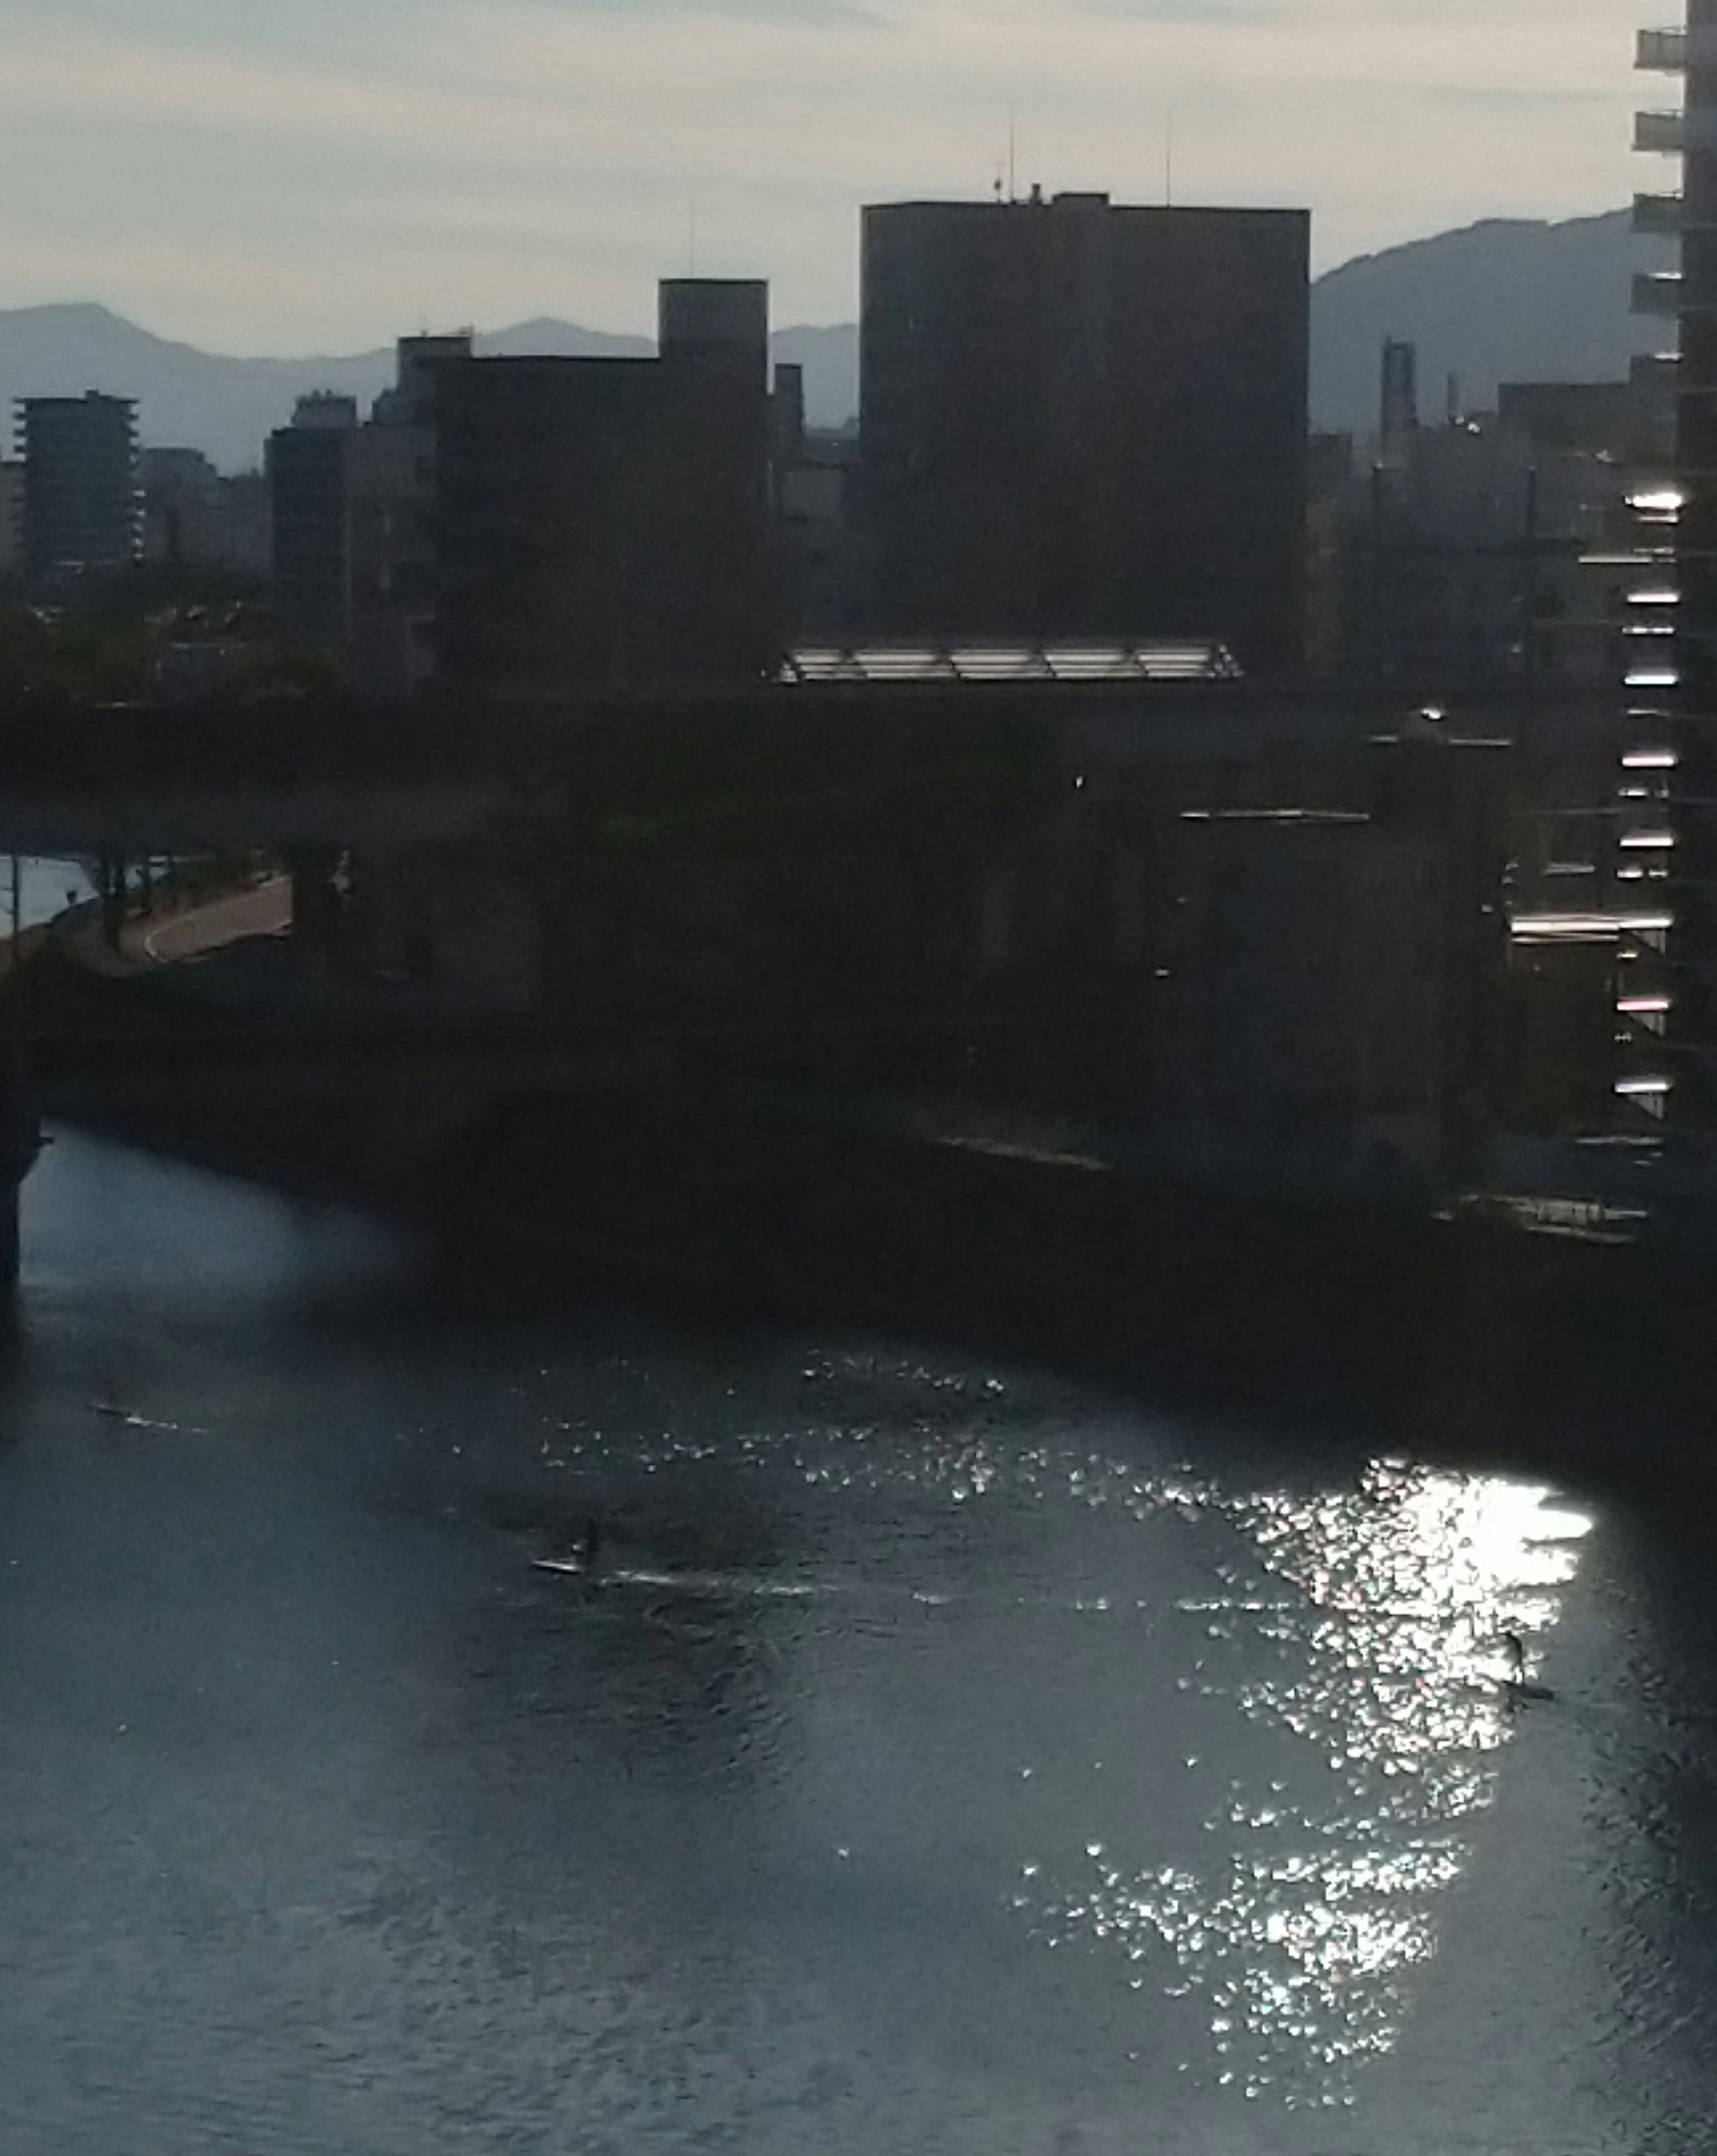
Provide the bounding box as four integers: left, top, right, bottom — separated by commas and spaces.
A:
0, 463, 23, 584
859, 193, 1310, 671
350, 334, 473, 703
140, 447, 237, 570
771, 361, 864, 637
16, 392, 141, 582
267, 393, 359, 648
434, 280, 774, 695
1623, 6, 1717, 1127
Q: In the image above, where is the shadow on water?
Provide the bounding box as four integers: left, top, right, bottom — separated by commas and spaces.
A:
28, 1094, 1717, 1542
401, 1238, 1717, 1531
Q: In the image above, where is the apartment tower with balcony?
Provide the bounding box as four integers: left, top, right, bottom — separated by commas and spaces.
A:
16, 392, 141, 584
1624, 9, 1717, 1127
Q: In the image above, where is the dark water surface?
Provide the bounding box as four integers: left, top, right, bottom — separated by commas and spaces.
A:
2, 1129, 1715, 2153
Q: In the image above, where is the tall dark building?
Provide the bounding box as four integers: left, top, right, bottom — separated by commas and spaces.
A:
1380, 338, 1419, 448
16, 392, 140, 581
859, 193, 1309, 670
267, 393, 360, 649
434, 279, 774, 695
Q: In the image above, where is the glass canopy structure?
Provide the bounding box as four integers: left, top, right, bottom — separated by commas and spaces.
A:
774, 642, 1244, 687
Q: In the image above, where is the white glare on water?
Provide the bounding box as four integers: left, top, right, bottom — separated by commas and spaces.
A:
1011, 1458, 1592, 2106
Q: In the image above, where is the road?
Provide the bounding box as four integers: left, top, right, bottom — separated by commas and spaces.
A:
136, 876, 292, 964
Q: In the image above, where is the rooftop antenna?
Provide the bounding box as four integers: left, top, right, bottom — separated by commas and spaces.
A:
1165, 102, 1176, 206
1008, 107, 1018, 203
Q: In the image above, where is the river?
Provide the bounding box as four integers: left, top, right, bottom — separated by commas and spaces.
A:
1, 1119, 1714, 2155
10, 855, 93, 935
4, 865, 1717, 2151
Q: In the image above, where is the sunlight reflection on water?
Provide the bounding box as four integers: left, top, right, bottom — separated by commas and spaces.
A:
8, 1156, 1701, 2155
1011, 1460, 1593, 2105
565, 1342, 1601, 2112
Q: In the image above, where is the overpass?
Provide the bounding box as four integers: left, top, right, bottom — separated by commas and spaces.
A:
0, 672, 1608, 857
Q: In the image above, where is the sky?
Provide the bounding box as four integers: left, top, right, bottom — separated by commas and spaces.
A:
0, 0, 1644, 352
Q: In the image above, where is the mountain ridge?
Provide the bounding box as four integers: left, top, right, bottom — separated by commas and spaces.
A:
1308, 207, 1664, 432
0, 209, 1662, 469
0, 305, 860, 470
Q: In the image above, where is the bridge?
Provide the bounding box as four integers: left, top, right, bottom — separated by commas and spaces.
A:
0, 671, 1603, 856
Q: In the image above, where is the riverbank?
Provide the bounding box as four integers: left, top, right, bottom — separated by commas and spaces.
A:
17, 908, 1717, 1510
20, 1002, 1717, 1510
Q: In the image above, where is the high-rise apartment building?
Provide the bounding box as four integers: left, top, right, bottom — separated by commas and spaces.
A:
266, 347, 475, 691
1623, 5, 1717, 1125
16, 392, 141, 581
859, 193, 1310, 671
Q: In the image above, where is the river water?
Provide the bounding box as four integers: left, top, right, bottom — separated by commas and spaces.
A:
2, 1126, 1715, 2156
4, 863, 1717, 2152
11, 855, 93, 934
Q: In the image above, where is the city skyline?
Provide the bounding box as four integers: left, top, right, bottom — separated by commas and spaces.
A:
1, 0, 1638, 353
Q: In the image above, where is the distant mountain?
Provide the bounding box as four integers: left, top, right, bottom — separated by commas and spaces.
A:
0, 305, 395, 473
1309, 208, 1668, 434
0, 213, 1670, 468
0, 304, 856, 471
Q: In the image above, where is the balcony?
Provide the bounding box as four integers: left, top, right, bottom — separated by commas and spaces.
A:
1639, 27, 1686, 72
1643, 362, 1717, 399
1636, 189, 1684, 232
1638, 107, 1686, 153
1637, 105, 1717, 153
1639, 23, 1717, 69
1636, 269, 1687, 314
1632, 270, 1717, 316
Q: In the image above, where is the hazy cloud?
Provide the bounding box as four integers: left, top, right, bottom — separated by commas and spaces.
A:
0, 0, 1641, 351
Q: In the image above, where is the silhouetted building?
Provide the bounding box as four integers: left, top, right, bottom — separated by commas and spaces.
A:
1379, 338, 1419, 453
772, 362, 863, 635
0, 461, 22, 583
350, 333, 473, 702
143, 451, 275, 579
1497, 378, 1644, 461
16, 392, 141, 581
434, 279, 774, 694
267, 393, 359, 647
1304, 433, 1354, 676
859, 193, 1309, 670
372, 334, 472, 429
265, 344, 472, 688
1366, 412, 1633, 692
141, 447, 224, 567
291, 392, 361, 433
216, 470, 273, 580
